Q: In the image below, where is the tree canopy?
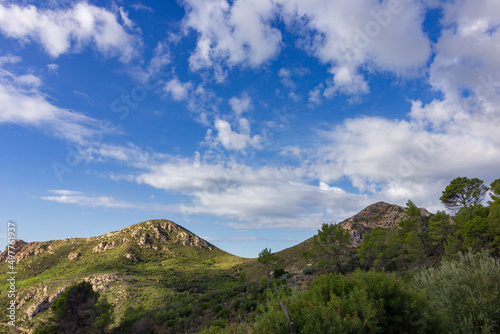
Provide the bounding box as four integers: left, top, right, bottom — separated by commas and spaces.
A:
309, 223, 352, 273
34, 281, 113, 334
440, 177, 489, 212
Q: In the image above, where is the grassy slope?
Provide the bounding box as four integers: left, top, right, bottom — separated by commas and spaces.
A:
0, 220, 256, 330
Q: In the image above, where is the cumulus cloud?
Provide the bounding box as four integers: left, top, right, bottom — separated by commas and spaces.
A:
229, 93, 252, 116
278, 68, 295, 89
164, 77, 192, 101
293, 0, 500, 211
278, 0, 431, 95
214, 119, 261, 150
181, 0, 430, 94
181, 0, 282, 72
311, 112, 500, 212
0, 2, 140, 62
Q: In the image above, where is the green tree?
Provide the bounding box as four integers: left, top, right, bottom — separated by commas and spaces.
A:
395, 200, 428, 270
489, 179, 500, 203
428, 211, 454, 258
310, 223, 352, 273
258, 248, 281, 280
34, 281, 113, 334
440, 177, 489, 212
358, 228, 389, 270
487, 179, 500, 256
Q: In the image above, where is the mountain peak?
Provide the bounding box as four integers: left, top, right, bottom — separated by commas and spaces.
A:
340, 202, 431, 246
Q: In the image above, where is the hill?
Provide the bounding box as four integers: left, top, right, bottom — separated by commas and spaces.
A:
339, 201, 431, 246
0, 202, 432, 331
274, 201, 431, 261
0, 219, 249, 330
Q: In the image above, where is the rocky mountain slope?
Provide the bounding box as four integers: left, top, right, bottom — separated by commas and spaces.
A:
339, 201, 431, 246
0, 219, 247, 329
0, 202, 433, 331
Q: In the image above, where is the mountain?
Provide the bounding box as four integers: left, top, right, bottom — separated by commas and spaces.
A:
274, 201, 432, 261
0, 219, 248, 329
339, 201, 431, 246
0, 202, 432, 331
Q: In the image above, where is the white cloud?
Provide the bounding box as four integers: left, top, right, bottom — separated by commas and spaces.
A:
308, 83, 323, 107
310, 112, 500, 211
181, 0, 282, 72
277, 0, 431, 95
132, 4, 154, 13
293, 0, 500, 211
136, 159, 370, 230
229, 93, 252, 116
0, 2, 140, 62
90, 143, 168, 168
164, 77, 192, 101
278, 68, 295, 89
214, 119, 261, 150
0, 55, 21, 66
414, 0, 500, 131
280, 146, 301, 157
41, 193, 138, 209
46, 63, 58, 73
118, 7, 135, 29
48, 190, 83, 196
148, 41, 171, 76
181, 0, 430, 94
0, 65, 108, 144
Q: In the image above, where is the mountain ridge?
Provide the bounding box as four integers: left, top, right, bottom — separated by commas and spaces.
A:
0, 202, 433, 330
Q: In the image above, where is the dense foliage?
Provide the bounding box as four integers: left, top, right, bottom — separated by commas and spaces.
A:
254, 271, 440, 333
33, 281, 113, 334
305, 222, 353, 273
357, 178, 500, 272
414, 251, 500, 334
111, 281, 266, 333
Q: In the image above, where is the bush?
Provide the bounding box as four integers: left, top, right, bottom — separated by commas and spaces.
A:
34, 281, 113, 334
254, 271, 440, 333
414, 250, 500, 334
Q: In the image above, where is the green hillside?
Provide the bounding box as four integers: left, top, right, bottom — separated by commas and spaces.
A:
0, 219, 253, 332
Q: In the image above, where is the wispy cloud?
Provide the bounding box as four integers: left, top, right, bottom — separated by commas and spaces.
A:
0, 63, 112, 144
41, 192, 139, 209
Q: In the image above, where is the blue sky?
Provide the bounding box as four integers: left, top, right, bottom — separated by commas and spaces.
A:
0, 0, 499, 258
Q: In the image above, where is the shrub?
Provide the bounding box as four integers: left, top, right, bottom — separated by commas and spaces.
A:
414, 250, 500, 334
254, 271, 440, 333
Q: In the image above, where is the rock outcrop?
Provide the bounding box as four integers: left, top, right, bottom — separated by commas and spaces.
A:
339, 202, 431, 247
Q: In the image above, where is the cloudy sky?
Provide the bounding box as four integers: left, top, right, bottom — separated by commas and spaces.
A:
0, 0, 499, 257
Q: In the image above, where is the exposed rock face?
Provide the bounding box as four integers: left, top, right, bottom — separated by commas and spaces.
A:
0, 240, 49, 263
175, 231, 211, 249
84, 273, 122, 292
23, 274, 122, 319
24, 287, 67, 319
339, 202, 431, 247
68, 252, 80, 260
125, 253, 137, 261
92, 240, 119, 253
0, 240, 27, 262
